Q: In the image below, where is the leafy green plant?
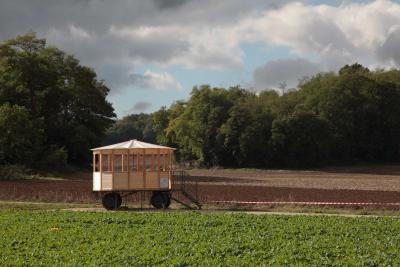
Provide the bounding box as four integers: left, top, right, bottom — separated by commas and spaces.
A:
1, 210, 400, 266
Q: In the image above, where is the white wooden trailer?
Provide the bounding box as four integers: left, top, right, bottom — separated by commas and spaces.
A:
91, 139, 176, 209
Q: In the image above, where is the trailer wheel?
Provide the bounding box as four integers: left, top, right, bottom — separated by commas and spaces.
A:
102, 193, 122, 210
162, 193, 171, 208
151, 192, 170, 209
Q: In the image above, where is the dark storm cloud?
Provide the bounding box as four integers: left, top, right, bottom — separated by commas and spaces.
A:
129, 101, 152, 112
0, 0, 292, 40
152, 0, 191, 9
253, 58, 322, 90
1, 0, 293, 93
5, 0, 399, 96
45, 26, 189, 66
0, 0, 156, 40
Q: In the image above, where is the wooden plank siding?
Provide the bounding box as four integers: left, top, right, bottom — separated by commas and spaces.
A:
93, 147, 173, 191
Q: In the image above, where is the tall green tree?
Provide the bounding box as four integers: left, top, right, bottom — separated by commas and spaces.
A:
0, 103, 42, 165
152, 107, 170, 145
0, 33, 115, 166
299, 64, 400, 162
270, 111, 332, 167
166, 85, 248, 166
220, 95, 274, 167
104, 113, 155, 145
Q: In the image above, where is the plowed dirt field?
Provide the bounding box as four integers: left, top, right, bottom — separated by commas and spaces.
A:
1, 166, 400, 208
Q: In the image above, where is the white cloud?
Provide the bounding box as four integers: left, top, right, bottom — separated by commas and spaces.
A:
244, 0, 400, 70
109, 25, 243, 69
130, 70, 182, 91
376, 24, 400, 66
0, 0, 294, 87
244, 0, 400, 88
3, 0, 400, 94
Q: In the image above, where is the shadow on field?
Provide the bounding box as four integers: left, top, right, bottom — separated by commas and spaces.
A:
319, 165, 400, 176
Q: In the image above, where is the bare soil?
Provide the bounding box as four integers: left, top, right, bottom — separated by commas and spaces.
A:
1, 165, 400, 208
187, 165, 400, 191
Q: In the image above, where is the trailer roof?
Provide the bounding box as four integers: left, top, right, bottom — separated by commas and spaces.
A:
91, 139, 175, 151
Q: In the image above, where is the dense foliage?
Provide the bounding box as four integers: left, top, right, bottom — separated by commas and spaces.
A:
1, 210, 400, 265
0, 33, 115, 168
113, 63, 400, 168
102, 113, 156, 145
2, 33, 400, 170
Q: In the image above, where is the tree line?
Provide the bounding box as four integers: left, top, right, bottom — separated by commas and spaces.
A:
108, 64, 400, 168
1, 33, 400, 172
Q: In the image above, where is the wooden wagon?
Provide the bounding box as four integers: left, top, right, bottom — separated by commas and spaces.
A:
92, 139, 176, 210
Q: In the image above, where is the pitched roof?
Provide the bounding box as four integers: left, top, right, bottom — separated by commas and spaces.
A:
91, 139, 175, 150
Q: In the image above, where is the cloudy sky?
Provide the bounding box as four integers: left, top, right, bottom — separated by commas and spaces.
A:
1, 0, 400, 117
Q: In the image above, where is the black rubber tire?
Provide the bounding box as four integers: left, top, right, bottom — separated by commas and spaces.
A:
151, 192, 171, 209
102, 193, 122, 210
150, 192, 165, 209
162, 193, 171, 208
116, 193, 122, 208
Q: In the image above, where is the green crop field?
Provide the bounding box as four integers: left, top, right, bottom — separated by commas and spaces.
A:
1, 209, 400, 266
